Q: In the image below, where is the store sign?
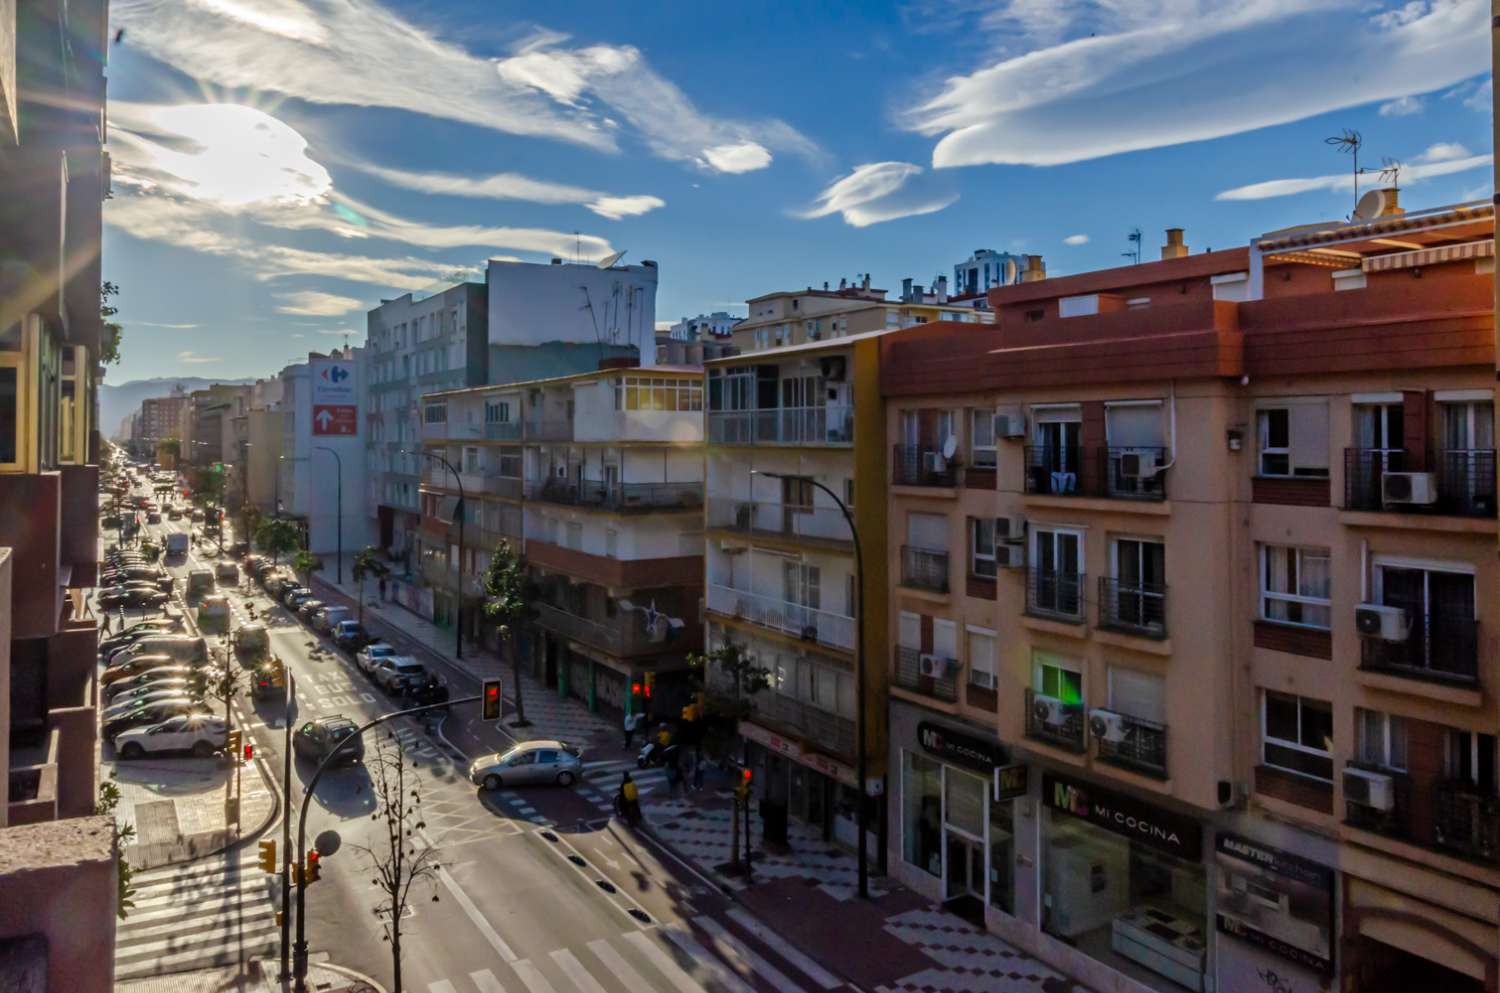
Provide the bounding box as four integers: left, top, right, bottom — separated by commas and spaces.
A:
737, 720, 799, 759
310, 357, 357, 437
994, 763, 1029, 802
1043, 772, 1202, 860
1215, 833, 1333, 976
918, 721, 1005, 773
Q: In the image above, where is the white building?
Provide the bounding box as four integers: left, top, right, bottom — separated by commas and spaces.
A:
487, 258, 660, 366
952, 248, 1028, 297
277, 348, 370, 560
668, 311, 741, 341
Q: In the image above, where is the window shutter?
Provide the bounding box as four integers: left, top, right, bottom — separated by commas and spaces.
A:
1109, 667, 1165, 723
1105, 403, 1164, 448
933, 619, 958, 660
1290, 402, 1330, 470
898, 611, 921, 650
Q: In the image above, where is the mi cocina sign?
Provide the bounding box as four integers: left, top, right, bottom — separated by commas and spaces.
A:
1044, 772, 1202, 860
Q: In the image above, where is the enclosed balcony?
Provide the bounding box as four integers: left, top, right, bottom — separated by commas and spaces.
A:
900, 546, 949, 593
708, 406, 854, 446
1343, 448, 1497, 517
1026, 567, 1086, 623
1091, 708, 1169, 778
706, 497, 853, 550
1025, 688, 1085, 752
892, 645, 958, 703
892, 445, 957, 487
525, 479, 704, 512
485, 421, 523, 441
1097, 576, 1168, 638
1023, 446, 1168, 500
1358, 602, 1479, 685
706, 583, 856, 653
1436, 782, 1500, 863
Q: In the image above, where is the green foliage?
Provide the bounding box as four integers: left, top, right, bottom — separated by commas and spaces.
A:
688, 636, 769, 717
139, 541, 160, 563
481, 540, 537, 725
189, 466, 226, 509
254, 517, 301, 566
188, 640, 244, 706
100, 281, 123, 368
292, 548, 318, 580
94, 778, 136, 919
352, 545, 386, 584
158, 439, 180, 459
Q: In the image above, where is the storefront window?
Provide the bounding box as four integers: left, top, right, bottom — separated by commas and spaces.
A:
989, 796, 1014, 914
902, 751, 942, 876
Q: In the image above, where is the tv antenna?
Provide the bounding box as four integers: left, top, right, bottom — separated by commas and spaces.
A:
1122, 227, 1142, 265
1325, 129, 1363, 214
574, 231, 582, 265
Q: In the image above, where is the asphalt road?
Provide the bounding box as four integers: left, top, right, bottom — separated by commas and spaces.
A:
101, 485, 847, 993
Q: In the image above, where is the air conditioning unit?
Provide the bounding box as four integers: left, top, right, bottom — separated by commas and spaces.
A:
1088, 709, 1129, 743
922, 451, 948, 474
1344, 767, 1396, 812
1382, 471, 1438, 505
995, 544, 1025, 569
996, 513, 1026, 542
919, 654, 956, 678
1032, 693, 1068, 726
994, 408, 1026, 439
1119, 451, 1159, 479
969, 669, 996, 690
1355, 603, 1411, 642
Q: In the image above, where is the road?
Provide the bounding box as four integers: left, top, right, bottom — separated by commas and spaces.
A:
101, 484, 849, 993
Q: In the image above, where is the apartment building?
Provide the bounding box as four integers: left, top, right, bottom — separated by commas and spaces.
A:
418, 365, 704, 715
878, 203, 1498, 993
274, 348, 369, 557
138, 388, 189, 447
703, 330, 890, 862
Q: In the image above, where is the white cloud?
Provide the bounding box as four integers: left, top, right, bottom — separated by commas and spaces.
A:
1215, 148, 1493, 200
276, 290, 363, 316
351, 163, 664, 219
903, 0, 1488, 168
1464, 78, 1492, 110
797, 162, 959, 228
131, 321, 200, 329
1379, 94, 1423, 116
176, 350, 221, 365
700, 142, 773, 174
1417, 142, 1471, 162
585, 195, 667, 220
1063, 233, 1090, 246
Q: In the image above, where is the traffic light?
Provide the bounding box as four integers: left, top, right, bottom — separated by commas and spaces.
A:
256, 839, 277, 874
630, 680, 643, 700
482, 679, 501, 721
243, 742, 254, 762
226, 729, 242, 756
643, 671, 655, 699
735, 767, 753, 800
305, 849, 321, 883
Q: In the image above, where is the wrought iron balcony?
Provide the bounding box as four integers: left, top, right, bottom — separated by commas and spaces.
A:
900, 546, 949, 593
706, 583, 856, 652
526, 479, 704, 511
1344, 448, 1496, 517
1026, 567, 1086, 623
892, 445, 957, 487
1090, 708, 1168, 778
892, 645, 958, 702
1025, 688, 1085, 753
532, 601, 669, 657
708, 406, 854, 445
1023, 446, 1168, 500
1097, 576, 1167, 638
1358, 601, 1479, 685
1436, 781, 1500, 863
751, 695, 856, 759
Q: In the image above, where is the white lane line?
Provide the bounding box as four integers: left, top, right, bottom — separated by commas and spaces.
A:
427, 982, 459, 993
725, 909, 842, 989
469, 971, 511, 993
695, 916, 809, 993
433, 858, 517, 963
622, 930, 721, 993
550, 948, 607, 993
659, 924, 759, 993
511, 960, 559, 993
587, 938, 659, 993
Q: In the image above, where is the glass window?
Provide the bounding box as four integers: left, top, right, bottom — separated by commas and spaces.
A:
902, 751, 943, 877
1356, 708, 1407, 771
967, 628, 997, 688
1033, 652, 1083, 705
1262, 692, 1333, 782
424, 403, 446, 424
1257, 401, 1329, 477
944, 768, 985, 837
0, 364, 18, 467
970, 518, 997, 578
1261, 545, 1331, 629
971, 409, 996, 468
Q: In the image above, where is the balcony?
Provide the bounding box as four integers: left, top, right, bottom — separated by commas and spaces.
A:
1436, 782, 1500, 863
752, 693, 856, 758
707, 497, 853, 550
1343, 761, 1409, 837
708, 406, 854, 446
420, 419, 449, 441
484, 476, 522, 499
532, 601, 673, 657
485, 421, 523, 441
527, 418, 573, 443
1358, 602, 1479, 685
706, 583, 855, 653
1091, 708, 1169, 778
1026, 567, 1086, 623
1344, 448, 1497, 518
892, 445, 957, 487
525, 479, 704, 512
1023, 446, 1168, 500
892, 645, 958, 703
1097, 577, 1167, 638
1025, 688, 1085, 753
900, 546, 949, 593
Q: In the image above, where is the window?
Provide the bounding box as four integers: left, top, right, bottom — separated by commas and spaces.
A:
1260, 546, 1331, 629
967, 627, 996, 689
498, 453, 521, 478
1108, 667, 1165, 723
782, 475, 814, 510
907, 511, 949, 551
0, 360, 19, 469
971, 409, 996, 468
1031, 405, 1082, 482
1257, 401, 1329, 477
485, 401, 511, 423
1446, 729, 1498, 790
463, 447, 479, 473
898, 611, 921, 651
1355, 708, 1407, 771
1109, 537, 1165, 631
615, 376, 703, 412
1262, 692, 1333, 782
1032, 652, 1082, 704
970, 518, 997, 578
424, 403, 446, 424
933, 618, 957, 661
1030, 527, 1083, 616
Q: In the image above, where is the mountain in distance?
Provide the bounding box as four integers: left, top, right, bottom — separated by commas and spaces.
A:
101, 376, 256, 440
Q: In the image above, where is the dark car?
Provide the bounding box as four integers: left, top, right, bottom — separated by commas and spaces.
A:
104, 668, 193, 703
292, 716, 364, 765
296, 599, 325, 624
103, 697, 202, 741
101, 565, 164, 584
106, 635, 209, 669
284, 587, 314, 610
101, 654, 186, 687
332, 620, 370, 652
99, 617, 185, 655
98, 584, 171, 609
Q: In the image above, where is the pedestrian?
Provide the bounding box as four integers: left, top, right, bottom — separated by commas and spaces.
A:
664, 744, 682, 797
623, 710, 642, 748
378, 576, 387, 602
618, 771, 640, 826
100, 611, 112, 636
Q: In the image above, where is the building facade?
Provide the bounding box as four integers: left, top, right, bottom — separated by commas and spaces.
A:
276, 348, 369, 558
726, 277, 990, 355
668, 311, 742, 341
953, 248, 1031, 296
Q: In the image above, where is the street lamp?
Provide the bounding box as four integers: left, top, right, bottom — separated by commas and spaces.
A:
752, 469, 870, 899
313, 446, 343, 584
402, 448, 465, 660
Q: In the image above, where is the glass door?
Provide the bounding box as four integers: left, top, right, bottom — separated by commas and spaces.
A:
1033, 529, 1082, 616
945, 833, 985, 902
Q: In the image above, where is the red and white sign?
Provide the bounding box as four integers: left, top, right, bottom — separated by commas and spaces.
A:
313, 404, 357, 436
737, 720, 799, 758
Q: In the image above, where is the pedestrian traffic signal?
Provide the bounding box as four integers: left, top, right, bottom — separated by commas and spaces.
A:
243, 742, 254, 762
305, 849, 321, 883
482, 679, 501, 721
643, 671, 655, 699
256, 839, 277, 874
630, 681, 643, 699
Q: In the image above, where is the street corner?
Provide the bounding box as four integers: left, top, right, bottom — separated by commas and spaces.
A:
112, 749, 277, 869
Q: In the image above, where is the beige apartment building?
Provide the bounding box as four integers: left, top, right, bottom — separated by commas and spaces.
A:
879, 203, 1498, 993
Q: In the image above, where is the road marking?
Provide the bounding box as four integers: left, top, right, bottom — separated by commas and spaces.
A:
659, 924, 759, 993
427, 982, 459, 993
550, 948, 607, 993
587, 938, 657, 993
468, 971, 510, 993
624, 930, 729, 993
433, 858, 517, 962
725, 909, 842, 989
694, 916, 809, 993
511, 960, 559, 993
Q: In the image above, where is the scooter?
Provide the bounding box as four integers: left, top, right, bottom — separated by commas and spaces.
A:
637, 741, 663, 768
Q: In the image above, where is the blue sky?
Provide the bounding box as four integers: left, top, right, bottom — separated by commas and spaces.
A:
103, 0, 1494, 383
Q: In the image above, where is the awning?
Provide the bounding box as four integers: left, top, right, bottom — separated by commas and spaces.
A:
1363, 239, 1493, 272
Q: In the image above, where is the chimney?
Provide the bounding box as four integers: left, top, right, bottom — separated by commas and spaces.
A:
822, 281, 829, 291
1021, 255, 1047, 283
902, 277, 913, 301
1161, 228, 1189, 260
1376, 187, 1403, 217
862, 273, 871, 291
839, 277, 847, 290
936, 275, 949, 303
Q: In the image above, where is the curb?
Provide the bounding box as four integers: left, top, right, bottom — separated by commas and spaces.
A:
314, 960, 389, 993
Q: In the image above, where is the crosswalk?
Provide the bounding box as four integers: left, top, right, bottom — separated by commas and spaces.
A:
577, 759, 670, 813
115, 850, 279, 980
421, 916, 843, 993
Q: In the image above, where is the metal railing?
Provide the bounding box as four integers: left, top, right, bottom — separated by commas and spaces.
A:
526, 418, 573, 442
707, 497, 853, 546
892, 445, 957, 487
1098, 577, 1167, 637
708, 406, 854, 445
706, 583, 856, 652
1436, 781, 1500, 863
1026, 567, 1086, 622
892, 646, 958, 702
1091, 708, 1169, 778
532, 601, 663, 656
1359, 600, 1479, 684
525, 479, 704, 511
1343, 761, 1409, 836
900, 546, 950, 593
484, 422, 523, 441
1104, 447, 1169, 500
751, 697, 856, 758
1025, 688, 1085, 752
1438, 449, 1498, 517
1023, 446, 1167, 500
1344, 448, 1497, 517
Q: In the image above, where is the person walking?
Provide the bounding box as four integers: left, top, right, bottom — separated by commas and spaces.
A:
691, 746, 706, 792
100, 611, 112, 636
617, 771, 641, 826
623, 710, 643, 748
664, 744, 682, 797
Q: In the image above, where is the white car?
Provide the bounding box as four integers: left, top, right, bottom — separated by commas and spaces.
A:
372, 656, 425, 693
114, 714, 227, 760
356, 642, 397, 675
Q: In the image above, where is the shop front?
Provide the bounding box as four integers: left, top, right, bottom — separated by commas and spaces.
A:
740, 719, 883, 864
1340, 872, 1496, 993
1214, 832, 1334, 993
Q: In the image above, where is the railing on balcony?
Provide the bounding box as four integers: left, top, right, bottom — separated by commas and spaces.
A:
1026, 567, 1086, 622
1097, 577, 1167, 638
484, 421, 523, 441
1023, 446, 1168, 500
892, 445, 957, 487
892, 645, 958, 702
1103, 447, 1169, 500
532, 601, 664, 656
1025, 688, 1085, 752
1344, 448, 1497, 517
1091, 708, 1169, 778
484, 476, 522, 499
526, 418, 573, 442
751, 694, 856, 758
708, 406, 854, 445
1436, 781, 1500, 863
706, 583, 856, 652
1359, 600, 1479, 684
706, 497, 853, 547
900, 546, 949, 593
1438, 449, 1498, 517
526, 479, 704, 511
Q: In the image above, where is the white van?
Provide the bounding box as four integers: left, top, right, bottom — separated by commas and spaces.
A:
165, 532, 189, 557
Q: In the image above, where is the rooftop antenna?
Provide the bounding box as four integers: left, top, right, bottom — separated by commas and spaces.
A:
1122, 227, 1142, 265
574, 231, 581, 265
1325, 128, 1363, 215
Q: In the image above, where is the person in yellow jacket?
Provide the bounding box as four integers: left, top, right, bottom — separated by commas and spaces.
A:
618, 772, 641, 826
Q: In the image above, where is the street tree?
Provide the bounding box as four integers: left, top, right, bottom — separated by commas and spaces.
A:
292, 548, 318, 584
100, 281, 123, 369
480, 540, 537, 727
189, 464, 226, 511
255, 517, 300, 566
94, 777, 136, 919
687, 636, 769, 761
354, 736, 441, 993
187, 635, 247, 751
351, 545, 387, 626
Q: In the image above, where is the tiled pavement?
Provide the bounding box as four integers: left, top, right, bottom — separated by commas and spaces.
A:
877, 909, 1073, 993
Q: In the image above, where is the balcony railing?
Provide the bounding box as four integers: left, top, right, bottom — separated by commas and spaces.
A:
708, 406, 854, 445
706, 583, 856, 652
706, 497, 853, 547
892, 646, 958, 702
1026, 567, 1086, 623
892, 445, 957, 487
1025, 688, 1085, 752
1436, 781, 1500, 863
484, 476, 522, 499
1097, 577, 1167, 638
1023, 446, 1168, 500
900, 546, 949, 593
1091, 708, 1169, 778
751, 695, 856, 758
1359, 600, 1479, 685
484, 421, 523, 441
526, 418, 573, 443
526, 479, 704, 511
1344, 448, 1497, 517
532, 601, 666, 656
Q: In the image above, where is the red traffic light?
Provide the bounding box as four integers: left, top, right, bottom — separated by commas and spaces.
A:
482, 679, 501, 721
631, 682, 642, 696
643, 682, 652, 699
741, 768, 752, 784
243, 744, 254, 761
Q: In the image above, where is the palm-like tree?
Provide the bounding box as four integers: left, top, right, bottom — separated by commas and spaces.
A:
352, 545, 385, 626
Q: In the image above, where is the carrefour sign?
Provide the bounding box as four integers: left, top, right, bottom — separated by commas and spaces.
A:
311, 357, 356, 405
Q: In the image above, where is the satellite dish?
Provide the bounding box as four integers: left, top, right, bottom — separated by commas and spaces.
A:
1003, 258, 1018, 284
941, 434, 958, 460
597, 250, 627, 270
1352, 189, 1388, 222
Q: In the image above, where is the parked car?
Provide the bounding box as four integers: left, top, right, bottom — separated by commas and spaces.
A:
114, 714, 227, 760
104, 669, 193, 703
227, 540, 250, 558
468, 741, 583, 790
100, 565, 166, 584
263, 573, 294, 597
374, 656, 427, 694
244, 555, 268, 577
356, 642, 397, 675
312, 605, 350, 634
215, 561, 240, 583
284, 588, 314, 610
98, 583, 170, 609
296, 599, 325, 624
106, 635, 208, 669
186, 569, 216, 600
104, 686, 200, 720
292, 716, 364, 765
99, 617, 186, 656
332, 620, 370, 651
104, 698, 203, 741
101, 654, 184, 687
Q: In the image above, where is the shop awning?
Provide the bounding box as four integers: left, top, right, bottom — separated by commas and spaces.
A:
1363, 239, 1493, 272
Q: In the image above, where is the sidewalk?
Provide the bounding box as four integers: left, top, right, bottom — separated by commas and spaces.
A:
115, 957, 382, 993
111, 751, 275, 870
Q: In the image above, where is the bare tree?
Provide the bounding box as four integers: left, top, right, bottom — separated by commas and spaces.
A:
353, 736, 441, 993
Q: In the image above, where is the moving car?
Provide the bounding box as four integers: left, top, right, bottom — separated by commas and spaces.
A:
250, 658, 286, 700
190, 508, 204, 522
215, 561, 240, 584
468, 741, 583, 790
372, 656, 425, 694
114, 714, 227, 760
146, 511, 162, 524
166, 507, 182, 520
332, 620, 370, 651
197, 594, 231, 631
103, 698, 203, 741
98, 583, 171, 609
311, 605, 349, 634
103, 669, 192, 703
165, 532, 189, 556
186, 569, 216, 600
292, 716, 363, 765
232, 623, 270, 662
356, 642, 396, 675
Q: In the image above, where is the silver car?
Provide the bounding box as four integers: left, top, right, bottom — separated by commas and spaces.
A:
468, 741, 582, 790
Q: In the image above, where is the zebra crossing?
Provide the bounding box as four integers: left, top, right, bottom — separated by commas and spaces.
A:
578, 758, 670, 812
114, 849, 279, 980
